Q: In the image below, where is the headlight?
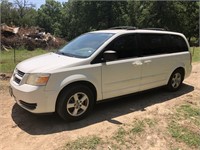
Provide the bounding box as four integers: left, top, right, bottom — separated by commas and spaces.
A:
26, 73, 50, 86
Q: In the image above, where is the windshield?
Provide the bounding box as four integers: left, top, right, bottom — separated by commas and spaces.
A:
58, 33, 114, 58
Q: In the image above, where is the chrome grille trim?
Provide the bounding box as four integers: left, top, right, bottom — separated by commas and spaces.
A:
17, 70, 25, 77
13, 69, 26, 85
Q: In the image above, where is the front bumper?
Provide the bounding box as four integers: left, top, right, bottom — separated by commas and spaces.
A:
10, 77, 58, 113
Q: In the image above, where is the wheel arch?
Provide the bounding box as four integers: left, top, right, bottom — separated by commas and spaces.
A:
167, 67, 185, 84
166, 67, 185, 92
173, 67, 185, 78
55, 80, 97, 112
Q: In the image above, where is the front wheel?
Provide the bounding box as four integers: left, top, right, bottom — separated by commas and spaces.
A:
167, 69, 184, 92
56, 84, 95, 121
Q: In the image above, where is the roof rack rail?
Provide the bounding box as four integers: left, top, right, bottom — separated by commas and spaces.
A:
109, 26, 137, 30
142, 28, 166, 31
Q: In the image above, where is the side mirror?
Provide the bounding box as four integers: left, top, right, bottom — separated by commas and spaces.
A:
103, 50, 118, 61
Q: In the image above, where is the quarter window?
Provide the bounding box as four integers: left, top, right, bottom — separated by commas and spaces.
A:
166, 35, 188, 52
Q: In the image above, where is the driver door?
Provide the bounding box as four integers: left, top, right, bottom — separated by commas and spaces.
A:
101, 34, 142, 99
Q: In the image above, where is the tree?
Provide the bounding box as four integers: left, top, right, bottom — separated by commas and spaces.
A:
36, 0, 62, 36
127, 1, 151, 27
60, 1, 130, 40
144, 1, 199, 43
1, 0, 199, 42
0, 0, 15, 25
13, 0, 37, 26
0, 0, 37, 26
178, 1, 199, 43
142, 1, 181, 30
13, 0, 35, 18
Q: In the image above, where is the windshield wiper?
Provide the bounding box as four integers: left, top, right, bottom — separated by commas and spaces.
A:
56, 51, 79, 58
56, 51, 70, 56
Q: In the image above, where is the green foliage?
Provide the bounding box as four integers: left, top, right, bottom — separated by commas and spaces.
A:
60, 1, 130, 40
0, 0, 14, 25
178, 2, 199, 43
36, 0, 62, 36
64, 135, 102, 150
145, 1, 181, 30
0, 0, 37, 27
0, 0, 199, 41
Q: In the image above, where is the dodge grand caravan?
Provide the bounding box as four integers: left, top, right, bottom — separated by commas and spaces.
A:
10, 27, 192, 121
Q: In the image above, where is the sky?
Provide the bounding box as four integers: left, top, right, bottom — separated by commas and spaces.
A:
9, 0, 67, 8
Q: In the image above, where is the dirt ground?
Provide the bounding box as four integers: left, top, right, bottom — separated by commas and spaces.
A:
0, 63, 200, 150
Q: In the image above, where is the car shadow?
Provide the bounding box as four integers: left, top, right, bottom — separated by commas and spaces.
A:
11, 84, 194, 135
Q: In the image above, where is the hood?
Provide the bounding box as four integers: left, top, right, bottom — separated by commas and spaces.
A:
16, 52, 85, 73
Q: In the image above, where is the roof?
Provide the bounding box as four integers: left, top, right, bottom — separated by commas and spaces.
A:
90, 29, 183, 36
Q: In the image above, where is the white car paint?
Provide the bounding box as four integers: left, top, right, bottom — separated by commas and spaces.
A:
10, 29, 192, 113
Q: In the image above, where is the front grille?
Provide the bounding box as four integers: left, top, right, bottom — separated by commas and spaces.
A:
14, 77, 21, 84
19, 100, 37, 110
17, 70, 25, 77
13, 69, 25, 85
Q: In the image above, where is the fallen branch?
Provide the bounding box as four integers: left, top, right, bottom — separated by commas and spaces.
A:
2, 45, 13, 51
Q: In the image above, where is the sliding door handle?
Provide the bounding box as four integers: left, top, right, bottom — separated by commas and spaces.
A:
144, 60, 152, 64
132, 61, 143, 66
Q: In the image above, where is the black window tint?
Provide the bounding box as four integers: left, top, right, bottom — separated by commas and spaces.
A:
105, 34, 138, 59
139, 34, 166, 56
167, 35, 188, 52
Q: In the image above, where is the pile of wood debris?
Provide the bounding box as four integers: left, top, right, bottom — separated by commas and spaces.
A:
1, 24, 66, 50
0, 74, 10, 80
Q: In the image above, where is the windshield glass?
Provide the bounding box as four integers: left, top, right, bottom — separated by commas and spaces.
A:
58, 33, 114, 58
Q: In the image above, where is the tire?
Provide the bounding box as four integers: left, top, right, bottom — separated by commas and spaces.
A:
167, 69, 184, 92
56, 84, 95, 121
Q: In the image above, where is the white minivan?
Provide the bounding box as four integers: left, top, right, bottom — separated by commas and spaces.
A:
10, 27, 192, 121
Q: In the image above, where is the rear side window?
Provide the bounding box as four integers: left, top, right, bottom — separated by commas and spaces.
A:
138, 33, 188, 56
139, 34, 166, 56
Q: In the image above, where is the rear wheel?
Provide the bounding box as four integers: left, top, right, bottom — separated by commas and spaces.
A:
167, 69, 184, 92
56, 84, 95, 121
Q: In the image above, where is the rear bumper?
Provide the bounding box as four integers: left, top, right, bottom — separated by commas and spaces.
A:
185, 64, 192, 79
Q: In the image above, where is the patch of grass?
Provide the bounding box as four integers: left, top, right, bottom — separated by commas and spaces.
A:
131, 120, 145, 134
0, 49, 48, 73
64, 135, 102, 150
190, 47, 200, 62
113, 127, 127, 144
168, 121, 200, 148
144, 118, 156, 127
177, 104, 200, 118
176, 104, 200, 127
